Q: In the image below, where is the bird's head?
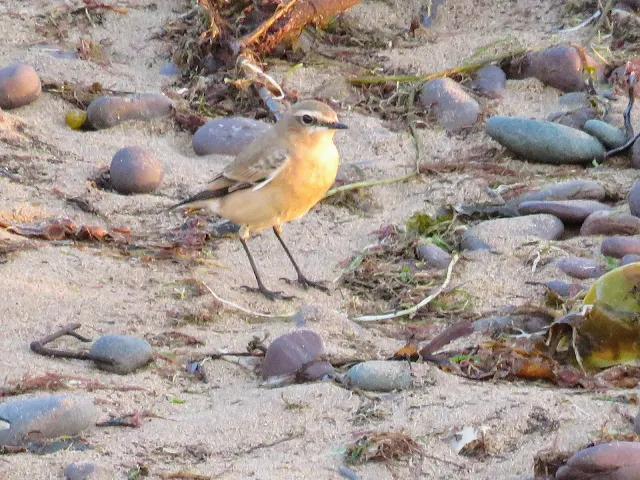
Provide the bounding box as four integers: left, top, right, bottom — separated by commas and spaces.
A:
280, 100, 348, 137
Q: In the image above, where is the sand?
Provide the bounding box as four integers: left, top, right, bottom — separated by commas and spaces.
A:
0, 0, 639, 478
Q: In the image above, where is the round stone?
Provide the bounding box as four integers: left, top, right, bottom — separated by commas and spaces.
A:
89, 334, 153, 374
554, 256, 606, 280
601, 236, 640, 258
547, 108, 596, 129
580, 210, 640, 236
629, 181, 640, 217
621, 254, 640, 266
518, 200, 611, 224
415, 241, 452, 269
0, 64, 42, 109
582, 119, 627, 149
468, 65, 506, 98
527, 45, 602, 92
0, 394, 97, 446
262, 330, 326, 379
556, 442, 640, 480
420, 78, 480, 132
485, 116, 606, 164
632, 138, 640, 169
109, 146, 164, 195
344, 361, 412, 392
192, 117, 271, 156
86, 94, 172, 130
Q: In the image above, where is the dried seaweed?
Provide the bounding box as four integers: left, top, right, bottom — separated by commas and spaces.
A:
345, 431, 422, 464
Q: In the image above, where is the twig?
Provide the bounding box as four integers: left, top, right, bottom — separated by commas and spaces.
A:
350, 254, 459, 322
348, 48, 528, 85
554, 10, 601, 34
324, 172, 419, 198
586, 0, 615, 43
201, 282, 296, 319
237, 0, 301, 49
235, 428, 305, 456
29, 324, 114, 365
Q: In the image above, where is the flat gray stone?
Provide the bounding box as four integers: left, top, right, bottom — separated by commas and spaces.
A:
518, 199, 611, 224
462, 214, 564, 251
89, 334, 153, 374
0, 394, 96, 446
601, 236, 640, 258
420, 78, 480, 131
582, 119, 627, 149
629, 181, 640, 218
192, 117, 271, 156
621, 254, 640, 266
344, 361, 411, 392
469, 65, 506, 98
547, 108, 596, 129
485, 116, 606, 164
415, 241, 451, 269
262, 330, 325, 379
554, 256, 606, 279
516, 179, 606, 203
580, 210, 640, 236
87, 94, 172, 130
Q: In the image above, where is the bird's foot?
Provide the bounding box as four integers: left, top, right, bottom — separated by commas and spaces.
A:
241, 284, 295, 301
280, 275, 330, 294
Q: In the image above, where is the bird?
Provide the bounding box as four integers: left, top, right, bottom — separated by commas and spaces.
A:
172, 99, 348, 300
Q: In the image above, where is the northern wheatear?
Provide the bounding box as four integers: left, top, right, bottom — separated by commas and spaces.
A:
173, 100, 348, 300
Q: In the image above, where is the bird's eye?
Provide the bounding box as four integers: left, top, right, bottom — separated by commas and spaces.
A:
301, 114, 315, 125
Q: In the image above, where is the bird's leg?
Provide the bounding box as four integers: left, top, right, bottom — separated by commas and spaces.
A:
272, 226, 330, 294
238, 237, 294, 301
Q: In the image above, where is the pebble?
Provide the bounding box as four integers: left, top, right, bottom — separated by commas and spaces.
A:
629, 181, 640, 217
621, 254, 640, 265
86, 94, 172, 130
89, 334, 153, 374
192, 117, 271, 156
485, 116, 606, 164
632, 138, 640, 169
554, 256, 606, 280
109, 146, 164, 195
415, 241, 451, 269
543, 280, 585, 297
0, 394, 96, 446
526, 45, 602, 92
601, 236, 640, 258
0, 64, 42, 109
419, 78, 480, 131
344, 360, 412, 392
64, 463, 108, 480
468, 65, 506, 98
556, 442, 640, 480
518, 200, 611, 224
262, 330, 330, 379
636, 409, 640, 435
558, 92, 589, 109
516, 179, 606, 203
462, 214, 564, 251
580, 210, 640, 236
547, 108, 596, 129
582, 119, 627, 149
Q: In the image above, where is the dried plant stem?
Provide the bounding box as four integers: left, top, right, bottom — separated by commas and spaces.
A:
201, 282, 295, 319
587, 0, 615, 43
350, 254, 459, 322
348, 48, 528, 85
238, 0, 301, 48
324, 172, 419, 198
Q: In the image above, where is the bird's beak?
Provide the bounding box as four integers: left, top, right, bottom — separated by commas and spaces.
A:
327, 121, 348, 130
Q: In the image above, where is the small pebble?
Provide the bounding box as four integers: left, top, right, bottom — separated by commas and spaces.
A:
632, 138, 640, 169
580, 210, 640, 236
109, 146, 164, 195
582, 119, 627, 149
635, 409, 640, 435
192, 117, 271, 156
86, 94, 172, 130
543, 280, 584, 297
262, 330, 329, 379
461, 214, 564, 251
0, 64, 42, 109
629, 181, 640, 217
601, 236, 640, 258
517, 179, 606, 203
89, 334, 153, 374
64, 463, 98, 480
415, 241, 451, 269
554, 256, 606, 280
558, 92, 589, 109
485, 116, 606, 164
526, 45, 602, 92
419, 78, 480, 131
518, 200, 611, 224
0, 394, 96, 446
468, 65, 506, 98
556, 442, 640, 480
621, 254, 640, 265
344, 361, 412, 392
547, 108, 596, 129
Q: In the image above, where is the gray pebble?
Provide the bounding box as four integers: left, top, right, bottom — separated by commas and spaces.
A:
601, 236, 640, 258
517, 179, 606, 203
485, 116, 606, 164
89, 334, 153, 374
262, 330, 327, 379
518, 199, 611, 223
109, 146, 164, 195
580, 210, 640, 236
543, 280, 584, 297
621, 254, 640, 265
344, 361, 411, 392
86, 94, 172, 130
0, 394, 96, 446
0, 64, 41, 109
582, 119, 627, 149
629, 181, 640, 217
192, 117, 271, 156
554, 256, 606, 279
632, 138, 640, 169
420, 78, 480, 131
468, 65, 506, 98
64, 463, 97, 480
461, 214, 564, 251
547, 108, 596, 129
558, 92, 589, 109
415, 241, 451, 269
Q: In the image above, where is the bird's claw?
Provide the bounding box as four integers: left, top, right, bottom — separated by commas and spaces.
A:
280, 276, 330, 294
240, 284, 295, 301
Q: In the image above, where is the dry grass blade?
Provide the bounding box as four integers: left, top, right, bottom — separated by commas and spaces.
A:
345, 431, 422, 463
